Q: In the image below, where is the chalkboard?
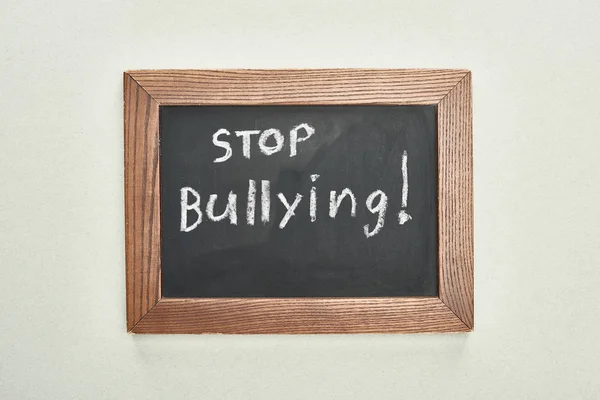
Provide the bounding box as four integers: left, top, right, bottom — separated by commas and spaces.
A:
160, 105, 438, 298
125, 69, 473, 333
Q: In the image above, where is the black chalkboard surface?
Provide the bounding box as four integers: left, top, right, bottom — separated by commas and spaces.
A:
160, 105, 438, 298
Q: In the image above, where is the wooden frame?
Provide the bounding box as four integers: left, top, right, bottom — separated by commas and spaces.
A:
124, 69, 473, 334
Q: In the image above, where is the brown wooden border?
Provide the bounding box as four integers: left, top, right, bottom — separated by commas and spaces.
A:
124, 69, 473, 334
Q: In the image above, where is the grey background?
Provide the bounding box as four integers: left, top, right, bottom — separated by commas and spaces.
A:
1, 0, 599, 398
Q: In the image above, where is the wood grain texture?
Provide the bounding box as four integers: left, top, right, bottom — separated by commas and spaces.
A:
126, 69, 469, 105
124, 69, 474, 333
131, 297, 469, 334
438, 72, 474, 329
124, 74, 161, 331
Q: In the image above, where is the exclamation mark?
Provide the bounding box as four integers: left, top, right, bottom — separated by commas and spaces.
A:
398, 150, 412, 225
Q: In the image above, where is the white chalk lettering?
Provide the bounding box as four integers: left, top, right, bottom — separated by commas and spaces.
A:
398, 210, 412, 225
277, 193, 302, 229
180, 187, 202, 232
398, 150, 412, 225
213, 123, 316, 160
190, 120, 417, 239
329, 189, 357, 218
364, 190, 387, 238
212, 129, 232, 163
401, 150, 409, 208
258, 129, 285, 155
235, 130, 261, 159
261, 180, 270, 224
310, 174, 319, 222
247, 179, 256, 226
206, 192, 238, 225
290, 123, 315, 157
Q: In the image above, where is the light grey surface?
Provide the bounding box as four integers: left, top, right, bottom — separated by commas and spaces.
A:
1, 0, 599, 398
